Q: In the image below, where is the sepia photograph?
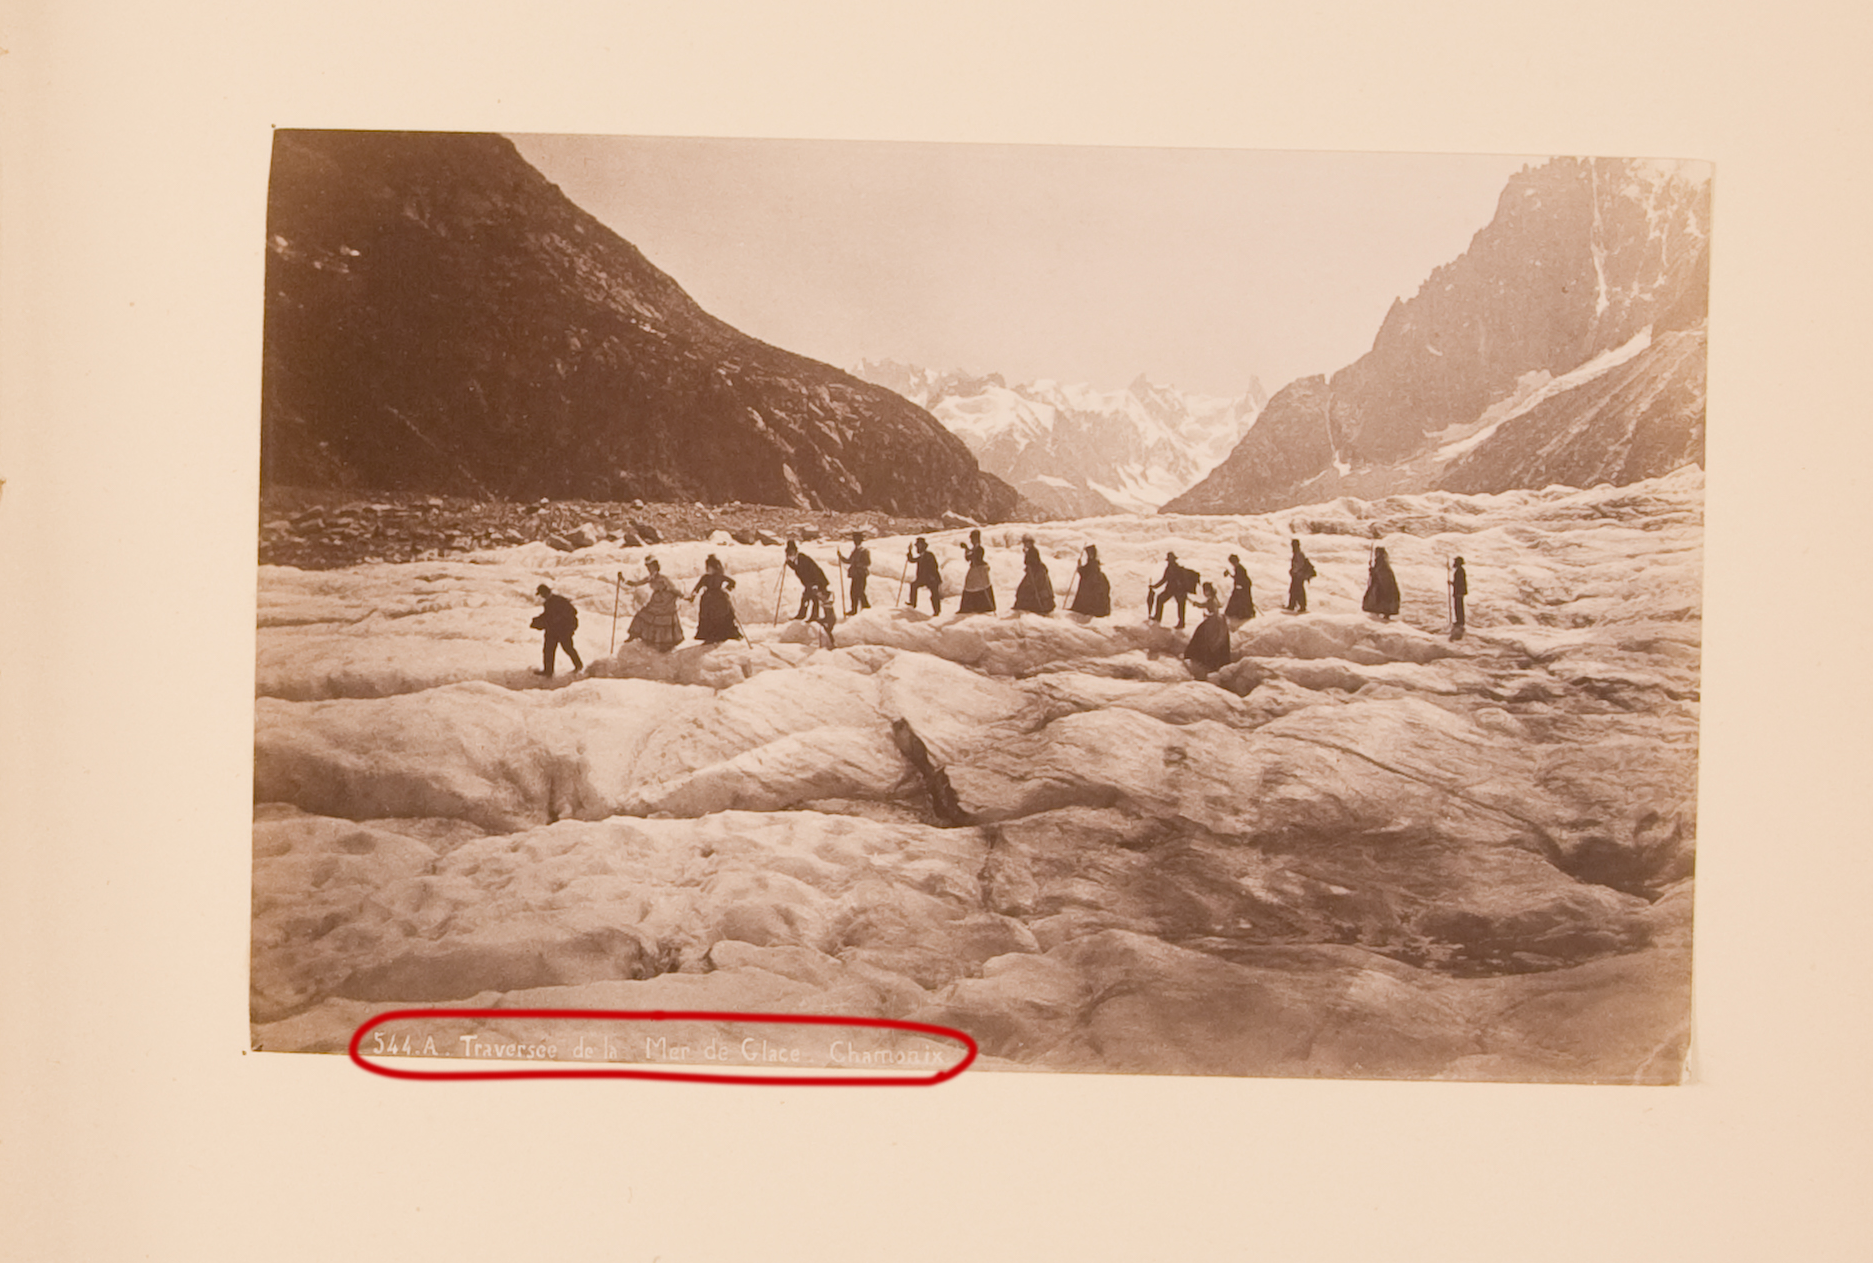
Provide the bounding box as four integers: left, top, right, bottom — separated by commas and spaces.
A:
252, 131, 1707, 1082
14, 2, 1873, 1259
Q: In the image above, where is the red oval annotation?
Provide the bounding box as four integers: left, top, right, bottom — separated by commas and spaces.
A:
350, 1008, 978, 1085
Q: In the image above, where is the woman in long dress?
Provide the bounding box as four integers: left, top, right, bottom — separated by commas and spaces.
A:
1361, 545, 1401, 621
1225, 553, 1256, 621
1011, 535, 1056, 614
957, 529, 995, 614
623, 556, 684, 651
1183, 582, 1233, 677
1069, 544, 1111, 617
687, 554, 741, 644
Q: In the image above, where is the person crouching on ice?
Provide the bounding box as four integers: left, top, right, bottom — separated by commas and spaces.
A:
907, 537, 943, 614
532, 583, 583, 677
785, 541, 834, 626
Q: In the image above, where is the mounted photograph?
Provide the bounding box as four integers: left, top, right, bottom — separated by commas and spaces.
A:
251, 130, 1707, 1081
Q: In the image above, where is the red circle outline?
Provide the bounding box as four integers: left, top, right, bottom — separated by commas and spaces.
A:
349, 1008, 978, 1085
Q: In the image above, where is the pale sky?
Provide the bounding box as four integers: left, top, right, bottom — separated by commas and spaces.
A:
509, 134, 1535, 399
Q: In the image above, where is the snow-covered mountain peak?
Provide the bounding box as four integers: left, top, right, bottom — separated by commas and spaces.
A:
849, 361, 1267, 518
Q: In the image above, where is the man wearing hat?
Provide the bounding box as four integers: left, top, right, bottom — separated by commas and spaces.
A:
1287, 538, 1316, 613
837, 531, 872, 616
906, 537, 943, 614
1148, 551, 1199, 629
784, 541, 834, 626
531, 583, 583, 676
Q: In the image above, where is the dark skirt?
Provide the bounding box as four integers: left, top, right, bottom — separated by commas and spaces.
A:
1070, 569, 1111, 617
1183, 614, 1233, 675
958, 586, 996, 613
696, 589, 740, 642
1013, 568, 1055, 613
1362, 566, 1401, 616
1226, 580, 1255, 620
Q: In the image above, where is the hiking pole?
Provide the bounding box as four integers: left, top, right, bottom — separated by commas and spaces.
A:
896, 555, 910, 605
610, 572, 624, 653
1063, 547, 1085, 609
1448, 557, 1460, 640
772, 564, 787, 626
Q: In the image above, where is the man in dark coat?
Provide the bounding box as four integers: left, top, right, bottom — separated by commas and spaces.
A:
531, 583, 583, 676
837, 532, 872, 615
906, 537, 943, 614
1148, 551, 1200, 629
1450, 556, 1468, 639
1287, 539, 1316, 613
785, 541, 834, 625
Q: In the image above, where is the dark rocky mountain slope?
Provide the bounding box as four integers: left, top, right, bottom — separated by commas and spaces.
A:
1437, 327, 1707, 495
261, 130, 1020, 519
1165, 158, 1709, 514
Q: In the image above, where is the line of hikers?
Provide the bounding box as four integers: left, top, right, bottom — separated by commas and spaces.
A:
531, 552, 745, 675
530, 531, 1471, 678
896, 530, 1466, 633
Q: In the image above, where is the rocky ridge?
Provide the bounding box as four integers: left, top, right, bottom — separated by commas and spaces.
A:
258, 487, 965, 571
261, 130, 1021, 520
1166, 158, 1710, 514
